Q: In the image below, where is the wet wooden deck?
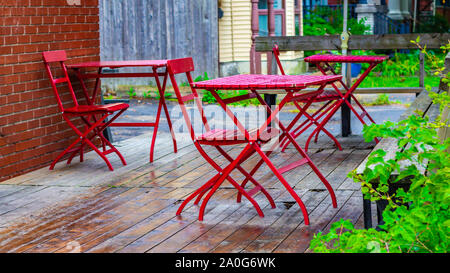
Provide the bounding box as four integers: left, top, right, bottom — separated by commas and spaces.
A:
0, 132, 375, 253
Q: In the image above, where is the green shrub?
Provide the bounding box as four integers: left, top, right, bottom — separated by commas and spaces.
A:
303, 7, 370, 36
311, 90, 449, 253
127, 87, 136, 98
415, 14, 450, 34
310, 40, 450, 253
303, 6, 369, 59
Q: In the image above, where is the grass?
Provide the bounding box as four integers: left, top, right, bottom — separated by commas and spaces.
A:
358, 75, 441, 88
363, 94, 403, 106
104, 75, 442, 107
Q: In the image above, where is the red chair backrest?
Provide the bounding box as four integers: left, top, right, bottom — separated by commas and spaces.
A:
168, 57, 195, 75
42, 50, 79, 112
42, 50, 67, 63
272, 44, 285, 75
167, 57, 211, 140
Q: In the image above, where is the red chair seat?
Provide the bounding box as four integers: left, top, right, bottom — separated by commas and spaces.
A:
197, 128, 280, 143
64, 103, 129, 114
296, 89, 340, 103
297, 91, 340, 103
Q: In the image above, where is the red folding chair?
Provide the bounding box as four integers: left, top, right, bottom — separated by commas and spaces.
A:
167, 57, 276, 221
302, 54, 384, 150
42, 50, 129, 171
167, 58, 338, 224
272, 45, 343, 152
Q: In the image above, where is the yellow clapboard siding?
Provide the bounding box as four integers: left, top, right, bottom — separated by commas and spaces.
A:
219, 0, 303, 63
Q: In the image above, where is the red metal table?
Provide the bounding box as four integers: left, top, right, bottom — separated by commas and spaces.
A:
295, 54, 388, 151
67, 60, 178, 162
188, 73, 342, 224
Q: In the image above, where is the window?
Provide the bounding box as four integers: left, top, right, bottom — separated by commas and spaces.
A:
295, 0, 301, 35
258, 0, 285, 36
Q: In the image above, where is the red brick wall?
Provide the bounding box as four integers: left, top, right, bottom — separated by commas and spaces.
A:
0, 0, 100, 181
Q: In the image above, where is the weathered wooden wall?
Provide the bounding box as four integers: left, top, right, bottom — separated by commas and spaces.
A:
99, 0, 218, 86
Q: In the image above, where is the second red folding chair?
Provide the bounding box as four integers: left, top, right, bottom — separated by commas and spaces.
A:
42, 50, 129, 171
272, 45, 343, 152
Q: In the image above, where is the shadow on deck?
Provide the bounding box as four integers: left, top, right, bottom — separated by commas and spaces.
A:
0, 132, 375, 253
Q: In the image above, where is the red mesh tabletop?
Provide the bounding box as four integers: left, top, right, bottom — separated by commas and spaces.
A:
193, 74, 342, 90
67, 60, 168, 69
304, 54, 388, 64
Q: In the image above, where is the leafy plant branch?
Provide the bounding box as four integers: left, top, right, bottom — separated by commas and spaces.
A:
310, 40, 450, 253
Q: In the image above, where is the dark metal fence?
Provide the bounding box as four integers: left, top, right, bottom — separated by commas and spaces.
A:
374, 12, 411, 34
302, 4, 358, 19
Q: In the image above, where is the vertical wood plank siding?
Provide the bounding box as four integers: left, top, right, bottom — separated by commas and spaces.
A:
99, 0, 218, 83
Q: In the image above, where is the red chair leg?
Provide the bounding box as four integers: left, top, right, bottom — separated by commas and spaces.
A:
282, 100, 342, 152
149, 69, 177, 163
252, 144, 310, 225
301, 110, 342, 150
95, 131, 127, 166
176, 173, 220, 216
304, 100, 343, 153
198, 144, 265, 221
161, 95, 177, 153
233, 148, 277, 209
284, 131, 338, 209
82, 136, 115, 171
49, 137, 83, 170
194, 176, 219, 205
193, 146, 262, 205
79, 111, 128, 166
50, 112, 128, 171
149, 98, 163, 163
50, 114, 108, 170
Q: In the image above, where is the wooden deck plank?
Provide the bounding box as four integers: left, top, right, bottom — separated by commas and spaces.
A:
67, 188, 202, 253
241, 190, 328, 253
82, 192, 200, 253
5, 132, 190, 187
1, 133, 154, 185
304, 190, 363, 253
113, 189, 237, 253
0, 186, 111, 239
178, 189, 286, 253
318, 149, 371, 190
241, 147, 366, 253
27, 187, 180, 253
148, 187, 288, 253
295, 149, 351, 190
273, 189, 354, 253
0, 134, 199, 251
0, 186, 90, 226
0, 185, 48, 217
17, 175, 204, 252
209, 188, 309, 253
0, 187, 141, 252
0, 185, 34, 199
